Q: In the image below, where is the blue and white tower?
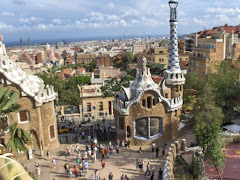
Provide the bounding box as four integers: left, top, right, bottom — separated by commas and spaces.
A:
164, 0, 185, 85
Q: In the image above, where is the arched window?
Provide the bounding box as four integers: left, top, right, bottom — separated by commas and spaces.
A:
147, 97, 152, 109
142, 99, 146, 107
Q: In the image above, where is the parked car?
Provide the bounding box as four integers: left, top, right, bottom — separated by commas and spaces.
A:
58, 125, 69, 134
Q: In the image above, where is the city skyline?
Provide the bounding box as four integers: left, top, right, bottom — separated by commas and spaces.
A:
0, 0, 239, 41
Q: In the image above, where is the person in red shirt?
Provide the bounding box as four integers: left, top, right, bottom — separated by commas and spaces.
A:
101, 159, 105, 169
74, 165, 79, 177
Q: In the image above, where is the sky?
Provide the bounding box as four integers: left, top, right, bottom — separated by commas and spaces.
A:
0, 0, 240, 42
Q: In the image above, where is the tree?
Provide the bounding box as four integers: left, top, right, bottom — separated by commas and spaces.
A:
0, 87, 31, 153
193, 83, 226, 180
120, 75, 135, 87
122, 51, 133, 69
147, 62, 165, 75
100, 78, 121, 97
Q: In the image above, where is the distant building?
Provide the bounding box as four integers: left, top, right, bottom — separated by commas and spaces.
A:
95, 67, 126, 80
75, 53, 97, 65
97, 54, 112, 68
133, 44, 148, 55
78, 84, 114, 120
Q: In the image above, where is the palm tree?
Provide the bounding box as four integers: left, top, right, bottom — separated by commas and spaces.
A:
0, 86, 31, 153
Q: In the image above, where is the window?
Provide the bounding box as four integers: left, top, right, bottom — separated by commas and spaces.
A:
119, 117, 124, 130
202, 64, 206, 68
87, 103, 91, 112
165, 93, 168, 99
153, 98, 158, 106
147, 96, 152, 109
142, 99, 146, 107
134, 117, 163, 140
196, 63, 199, 68
19, 110, 30, 123
49, 125, 55, 140
99, 102, 103, 111
190, 61, 194, 67
176, 86, 179, 92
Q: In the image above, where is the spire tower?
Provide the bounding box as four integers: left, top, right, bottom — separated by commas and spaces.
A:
164, 0, 185, 85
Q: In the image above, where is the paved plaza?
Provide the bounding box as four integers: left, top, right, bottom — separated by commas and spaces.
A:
20, 143, 165, 180
205, 143, 240, 180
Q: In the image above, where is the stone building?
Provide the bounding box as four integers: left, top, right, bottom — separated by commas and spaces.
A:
113, 0, 185, 145
78, 84, 114, 120
0, 35, 59, 156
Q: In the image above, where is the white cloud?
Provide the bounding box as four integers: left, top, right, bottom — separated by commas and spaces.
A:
1, 12, 15, 17
107, 15, 120, 21
35, 24, 54, 30
52, 18, 62, 24
119, 19, 127, 26
106, 2, 115, 9
206, 8, 240, 15
0, 22, 15, 31
90, 16, 104, 21
19, 16, 41, 23
89, 11, 103, 17
215, 14, 230, 24
193, 18, 206, 26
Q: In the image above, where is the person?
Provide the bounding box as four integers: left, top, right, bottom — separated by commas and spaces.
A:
64, 163, 69, 174
158, 168, 163, 180
77, 157, 80, 165
75, 145, 79, 153
106, 147, 110, 158
117, 139, 120, 147
101, 148, 105, 158
116, 144, 119, 153
35, 166, 41, 176
74, 165, 79, 177
35, 162, 39, 168
122, 140, 125, 148
94, 170, 99, 180
162, 148, 165, 158
139, 146, 142, 153
136, 159, 139, 171
68, 167, 72, 179
67, 146, 71, 157
121, 174, 124, 180
88, 149, 92, 160
124, 174, 129, 180
156, 146, 159, 158
47, 150, 51, 159
146, 172, 151, 180
145, 162, 150, 176
164, 144, 167, 150
84, 160, 89, 173
151, 166, 155, 180
101, 159, 105, 169
52, 158, 56, 168
108, 172, 113, 180
151, 142, 155, 152
139, 160, 143, 172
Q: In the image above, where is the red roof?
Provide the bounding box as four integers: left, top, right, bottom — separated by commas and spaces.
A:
213, 25, 240, 34
152, 76, 163, 84
62, 68, 73, 75
77, 67, 85, 72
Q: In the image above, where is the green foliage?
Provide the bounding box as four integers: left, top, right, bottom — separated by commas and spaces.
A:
7, 123, 32, 153
100, 78, 121, 97
120, 75, 135, 87
122, 51, 133, 69
193, 83, 226, 177
37, 68, 91, 105
0, 87, 21, 117
147, 62, 165, 75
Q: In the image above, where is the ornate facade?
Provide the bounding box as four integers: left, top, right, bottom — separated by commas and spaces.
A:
113, 0, 185, 145
0, 35, 59, 156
